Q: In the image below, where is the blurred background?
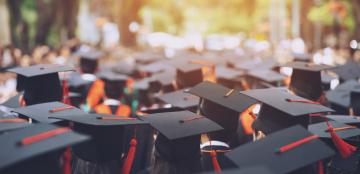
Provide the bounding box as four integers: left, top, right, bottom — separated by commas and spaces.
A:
0, 0, 359, 102
0, 0, 359, 52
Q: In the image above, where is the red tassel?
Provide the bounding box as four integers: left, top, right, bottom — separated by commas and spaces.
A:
276, 135, 318, 153
122, 138, 137, 174
317, 161, 324, 174
210, 150, 222, 173
62, 80, 71, 105
326, 122, 357, 159
62, 147, 71, 174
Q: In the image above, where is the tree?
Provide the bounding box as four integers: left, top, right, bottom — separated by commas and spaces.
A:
351, 0, 360, 41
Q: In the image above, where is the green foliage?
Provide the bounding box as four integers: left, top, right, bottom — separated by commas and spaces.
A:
307, 0, 355, 32
20, 0, 37, 48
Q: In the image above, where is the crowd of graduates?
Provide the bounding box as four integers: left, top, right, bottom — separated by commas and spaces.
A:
1, 39, 360, 174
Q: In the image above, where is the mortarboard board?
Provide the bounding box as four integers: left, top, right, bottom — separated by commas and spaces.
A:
189, 81, 257, 147
141, 110, 222, 169
326, 80, 360, 114
0, 117, 32, 133
1, 93, 22, 108
0, 123, 89, 173
111, 60, 136, 75
133, 51, 162, 64
327, 115, 360, 127
11, 102, 86, 124
98, 71, 128, 99
215, 66, 244, 89
75, 49, 104, 74
150, 70, 177, 93
282, 61, 333, 101
52, 113, 146, 162
176, 63, 204, 89
156, 89, 199, 110
331, 60, 360, 81
137, 61, 173, 75
241, 88, 334, 134
309, 120, 360, 141
248, 70, 285, 86
226, 125, 335, 174
8, 64, 74, 105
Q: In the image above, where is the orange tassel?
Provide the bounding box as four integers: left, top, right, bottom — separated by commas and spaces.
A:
317, 161, 324, 174
62, 80, 71, 105
326, 122, 357, 159
122, 138, 137, 174
210, 150, 221, 173
62, 147, 71, 174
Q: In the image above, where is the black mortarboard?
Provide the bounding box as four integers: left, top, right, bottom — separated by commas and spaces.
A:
282, 61, 333, 101
141, 110, 222, 163
309, 120, 360, 140
226, 125, 335, 174
8, 64, 74, 105
151, 71, 177, 93
52, 114, 146, 162
156, 89, 199, 110
331, 60, 360, 81
215, 66, 244, 89
241, 88, 334, 134
248, 70, 285, 86
1, 93, 22, 108
327, 115, 360, 127
0, 118, 32, 133
11, 102, 86, 124
98, 70, 128, 99
326, 80, 360, 114
76, 49, 103, 74
176, 63, 204, 89
0, 123, 89, 173
189, 81, 257, 147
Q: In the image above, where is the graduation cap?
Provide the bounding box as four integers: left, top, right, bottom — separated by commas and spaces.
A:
241, 88, 334, 134
176, 63, 204, 89
98, 71, 128, 99
1, 93, 22, 108
140, 110, 223, 172
331, 60, 360, 81
75, 49, 104, 74
309, 120, 360, 141
326, 80, 360, 114
11, 102, 86, 124
248, 70, 285, 87
151, 71, 177, 93
8, 64, 74, 105
226, 125, 335, 174
282, 61, 333, 101
215, 66, 244, 89
111, 60, 136, 75
0, 123, 89, 173
188, 81, 257, 147
52, 113, 146, 164
156, 89, 199, 110
0, 118, 32, 133
327, 115, 360, 127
